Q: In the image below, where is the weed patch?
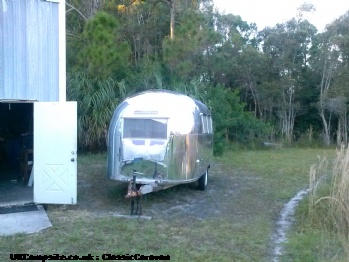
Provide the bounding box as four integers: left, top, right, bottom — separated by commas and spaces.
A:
285, 145, 349, 261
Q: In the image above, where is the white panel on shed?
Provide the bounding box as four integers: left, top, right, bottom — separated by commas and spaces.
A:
34, 102, 77, 204
0, 0, 60, 101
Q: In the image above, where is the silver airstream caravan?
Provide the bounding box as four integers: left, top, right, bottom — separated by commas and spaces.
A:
107, 90, 213, 196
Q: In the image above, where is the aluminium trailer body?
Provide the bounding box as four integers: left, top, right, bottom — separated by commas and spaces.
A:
107, 90, 213, 195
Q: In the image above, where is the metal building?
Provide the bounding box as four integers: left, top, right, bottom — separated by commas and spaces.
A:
0, 0, 77, 206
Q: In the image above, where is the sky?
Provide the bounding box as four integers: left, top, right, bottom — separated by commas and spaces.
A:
214, 0, 349, 32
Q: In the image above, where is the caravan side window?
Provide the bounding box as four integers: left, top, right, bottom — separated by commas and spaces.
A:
207, 116, 212, 133
201, 115, 212, 134
202, 115, 207, 134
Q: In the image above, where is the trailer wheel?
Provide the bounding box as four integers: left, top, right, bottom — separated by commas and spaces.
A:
198, 170, 208, 191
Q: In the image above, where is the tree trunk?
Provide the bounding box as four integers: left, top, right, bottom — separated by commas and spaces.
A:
308, 125, 313, 143
344, 114, 348, 145
318, 57, 336, 147
337, 115, 348, 146
280, 85, 296, 144
246, 78, 262, 118
161, 0, 175, 39
337, 118, 341, 146
169, 0, 175, 39
320, 110, 331, 146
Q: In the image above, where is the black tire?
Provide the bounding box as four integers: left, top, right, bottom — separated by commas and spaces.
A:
198, 170, 208, 191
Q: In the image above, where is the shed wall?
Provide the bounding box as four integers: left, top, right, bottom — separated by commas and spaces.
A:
0, 0, 59, 101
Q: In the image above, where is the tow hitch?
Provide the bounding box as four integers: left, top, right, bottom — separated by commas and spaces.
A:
125, 172, 142, 216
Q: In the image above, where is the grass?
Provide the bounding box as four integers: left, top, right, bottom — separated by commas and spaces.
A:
220, 147, 335, 199
0, 147, 336, 261
283, 145, 349, 261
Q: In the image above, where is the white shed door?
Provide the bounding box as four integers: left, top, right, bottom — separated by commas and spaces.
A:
34, 102, 77, 204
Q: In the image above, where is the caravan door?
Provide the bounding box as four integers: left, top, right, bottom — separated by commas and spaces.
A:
33, 102, 77, 204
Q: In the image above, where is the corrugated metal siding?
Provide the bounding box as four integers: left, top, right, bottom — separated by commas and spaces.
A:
0, 0, 59, 101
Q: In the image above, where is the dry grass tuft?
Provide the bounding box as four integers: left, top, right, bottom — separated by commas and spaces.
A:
308, 156, 329, 220
309, 144, 349, 259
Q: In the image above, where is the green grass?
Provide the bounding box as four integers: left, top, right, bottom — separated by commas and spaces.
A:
220, 148, 335, 198
282, 146, 349, 261
0, 147, 337, 261
283, 198, 345, 262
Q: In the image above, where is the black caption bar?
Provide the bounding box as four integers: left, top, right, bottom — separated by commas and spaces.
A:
10, 253, 170, 261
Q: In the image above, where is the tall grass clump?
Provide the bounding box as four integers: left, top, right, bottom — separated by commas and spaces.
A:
309, 144, 349, 259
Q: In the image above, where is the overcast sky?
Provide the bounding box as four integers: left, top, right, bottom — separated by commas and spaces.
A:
214, 0, 349, 32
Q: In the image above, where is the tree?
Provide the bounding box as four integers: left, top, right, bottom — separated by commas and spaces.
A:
237, 46, 269, 119
259, 17, 317, 143
207, 86, 268, 154
163, 9, 220, 81
66, 0, 103, 21
76, 12, 130, 79
311, 11, 349, 146
67, 72, 126, 150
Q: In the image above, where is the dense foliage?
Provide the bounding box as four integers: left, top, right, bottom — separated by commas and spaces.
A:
65, 0, 349, 154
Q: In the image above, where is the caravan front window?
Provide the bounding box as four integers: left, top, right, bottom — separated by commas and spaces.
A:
123, 118, 167, 139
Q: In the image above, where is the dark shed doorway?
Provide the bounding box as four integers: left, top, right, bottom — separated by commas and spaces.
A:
0, 102, 34, 205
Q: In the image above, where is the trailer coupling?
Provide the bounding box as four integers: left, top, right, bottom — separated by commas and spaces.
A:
124, 172, 163, 216
125, 179, 160, 198
125, 174, 142, 216
124, 171, 177, 216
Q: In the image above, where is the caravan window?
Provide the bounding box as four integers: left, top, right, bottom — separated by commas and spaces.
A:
201, 115, 212, 134
123, 118, 167, 139
202, 115, 208, 133
207, 116, 213, 133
